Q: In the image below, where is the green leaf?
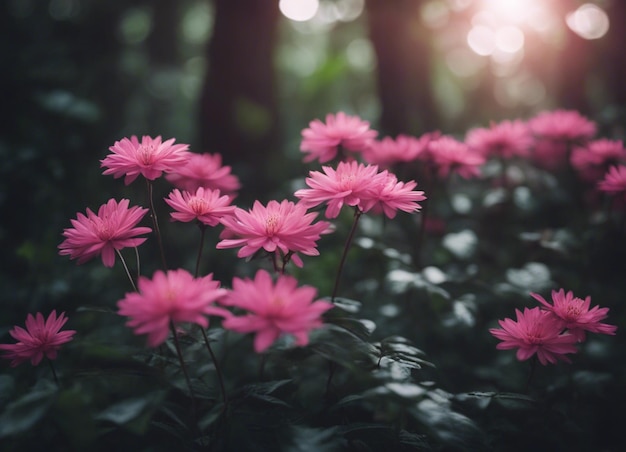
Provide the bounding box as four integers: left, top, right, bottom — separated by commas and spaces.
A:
95, 392, 165, 434
0, 387, 57, 437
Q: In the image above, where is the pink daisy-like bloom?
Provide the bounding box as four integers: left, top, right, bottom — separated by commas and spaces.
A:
117, 269, 229, 347
531, 289, 617, 342
528, 110, 596, 170
300, 112, 378, 163
216, 200, 331, 268
165, 152, 241, 196
362, 133, 433, 167
101, 135, 190, 185
220, 270, 333, 353
367, 171, 426, 219
294, 160, 383, 218
0, 311, 76, 367
489, 307, 579, 365
465, 120, 532, 159
59, 198, 152, 268
165, 187, 236, 227
598, 165, 626, 196
571, 139, 626, 182
425, 136, 485, 179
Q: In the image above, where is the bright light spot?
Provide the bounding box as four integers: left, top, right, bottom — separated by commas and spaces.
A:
467, 25, 495, 56
334, 0, 364, 22
445, 47, 485, 77
279, 0, 319, 22
491, 48, 523, 73
494, 74, 546, 108
346, 38, 375, 72
421, 1, 449, 29
449, 0, 472, 12
481, 0, 531, 23
566, 3, 609, 40
495, 26, 524, 53
471, 11, 497, 28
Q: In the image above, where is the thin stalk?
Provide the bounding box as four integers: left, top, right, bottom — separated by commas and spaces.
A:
324, 360, 336, 401
46, 357, 60, 389
133, 246, 141, 282
194, 222, 207, 278
147, 180, 168, 270
525, 355, 538, 394
116, 249, 137, 292
330, 208, 363, 302
169, 321, 197, 411
200, 328, 228, 407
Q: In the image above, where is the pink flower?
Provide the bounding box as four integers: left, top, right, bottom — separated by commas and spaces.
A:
117, 269, 229, 347
598, 165, 626, 195
294, 160, 383, 218
531, 289, 617, 342
362, 133, 433, 167
300, 112, 378, 163
465, 120, 532, 159
528, 110, 596, 143
165, 152, 241, 195
101, 135, 190, 185
0, 311, 76, 367
528, 110, 596, 170
165, 187, 236, 226
220, 270, 333, 352
425, 136, 485, 179
571, 139, 626, 182
59, 198, 152, 268
216, 200, 331, 267
489, 307, 578, 365
367, 171, 426, 219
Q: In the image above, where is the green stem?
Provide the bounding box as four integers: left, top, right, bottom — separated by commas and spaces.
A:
525, 355, 538, 394
147, 180, 168, 270
200, 328, 228, 408
46, 357, 60, 389
331, 208, 362, 302
169, 321, 196, 410
116, 249, 137, 292
194, 222, 207, 278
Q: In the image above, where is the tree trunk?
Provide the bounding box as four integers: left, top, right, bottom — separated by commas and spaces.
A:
366, 0, 439, 137
199, 0, 280, 199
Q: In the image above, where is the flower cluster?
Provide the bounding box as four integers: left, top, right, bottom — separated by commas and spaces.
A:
490, 289, 616, 365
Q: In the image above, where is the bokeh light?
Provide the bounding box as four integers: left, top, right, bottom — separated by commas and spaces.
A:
279, 0, 319, 22
566, 3, 609, 40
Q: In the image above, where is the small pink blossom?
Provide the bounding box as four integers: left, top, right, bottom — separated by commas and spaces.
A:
465, 120, 532, 159
101, 135, 190, 185
217, 200, 331, 267
425, 136, 485, 179
294, 160, 383, 218
220, 270, 333, 353
571, 139, 626, 182
0, 311, 76, 367
531, 289, 617, 342
367, 171, 426, 218
300, 112, 378, 163
528, 110, 596, 170
59, 198, 152, 268
362, 133, 433, 167
598, 165, 626, 196
165, 152, 241, 196
165, 187, 236, 226
117, 269, 229, 347
489, 307, 578, 365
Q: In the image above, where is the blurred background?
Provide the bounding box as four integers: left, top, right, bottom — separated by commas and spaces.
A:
2, 2, 626, 449
1, 0, 624, 354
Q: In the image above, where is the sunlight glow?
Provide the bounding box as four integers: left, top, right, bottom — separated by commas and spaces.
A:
279, 0, 319, 22
467, 25, 495, 56
566, 4, 609, 40
495, 26, 524, 53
